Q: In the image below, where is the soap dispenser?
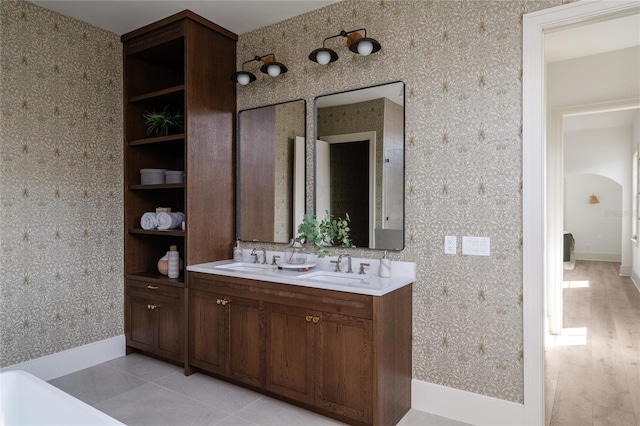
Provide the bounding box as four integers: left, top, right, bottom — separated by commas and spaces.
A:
233, 240, 242, 262
168, 245, 180, 279
379, 250, 391, 278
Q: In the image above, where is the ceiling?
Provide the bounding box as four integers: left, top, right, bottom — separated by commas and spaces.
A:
30, 0, 339, 36
564, 108, 640, 132
545, 12, 640, 63
546, 11, 640, 132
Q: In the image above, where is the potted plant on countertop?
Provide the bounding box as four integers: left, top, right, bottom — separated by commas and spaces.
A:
291, 211, 352, 260
143, 105, 184, 136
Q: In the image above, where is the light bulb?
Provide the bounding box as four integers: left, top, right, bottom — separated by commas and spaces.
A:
316, 50, 331, 65
357, 40, 374, 56
267, 64, 281, 77
237, 74, 250, 85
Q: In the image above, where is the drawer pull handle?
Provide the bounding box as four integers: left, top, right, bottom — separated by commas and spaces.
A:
147, 304, 159, 310
147, 285, 158, 290
305, 315, 313, 322
312, 316, 320, 323
217, 299, 229, 306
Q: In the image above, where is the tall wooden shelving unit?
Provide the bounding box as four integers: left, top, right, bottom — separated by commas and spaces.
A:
122, 11, 237, 364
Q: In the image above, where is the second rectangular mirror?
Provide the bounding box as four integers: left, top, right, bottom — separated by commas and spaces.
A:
315, 82, 404, 250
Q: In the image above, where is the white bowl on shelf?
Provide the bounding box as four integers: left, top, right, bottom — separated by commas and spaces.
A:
140, 169, 166, 185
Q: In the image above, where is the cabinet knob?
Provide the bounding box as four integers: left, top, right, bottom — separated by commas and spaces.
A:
217, 299, 229, 306
305, 315, 313, 322
147, 303, 158, 310
312, 316, 320, 323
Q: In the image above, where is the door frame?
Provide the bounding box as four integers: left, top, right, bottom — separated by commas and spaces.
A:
319, 131, 377, 247
522, 0, 640, 424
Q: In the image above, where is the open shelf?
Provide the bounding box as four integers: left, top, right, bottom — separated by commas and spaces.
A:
129, 183, 184, 190
126, 271, 185, 286
129, 229, 185, 237
129, 134, 185, 146
129, 85, 185, 103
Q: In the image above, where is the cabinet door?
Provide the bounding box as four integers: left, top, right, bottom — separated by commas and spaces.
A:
155, 301, 182, 361
227, 296, 265, 387
127, 296, 154, 351
189, 289, 225, 375
266, 303, 315, 404
315, 312, 373, 424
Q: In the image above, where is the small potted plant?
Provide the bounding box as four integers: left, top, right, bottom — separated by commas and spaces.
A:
293, 211, 352, 258
143, 105, 183, 136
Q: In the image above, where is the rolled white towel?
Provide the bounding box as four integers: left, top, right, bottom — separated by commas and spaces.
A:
140, 212, 157, 230
156, 212, 185, 230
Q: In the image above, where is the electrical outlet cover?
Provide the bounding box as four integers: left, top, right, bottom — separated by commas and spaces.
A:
444, 236, 456, 254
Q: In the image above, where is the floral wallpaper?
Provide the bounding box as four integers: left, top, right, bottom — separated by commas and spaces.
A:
0, 0, 123, 367
237, 0, 563, 403
274, 100, 305, 242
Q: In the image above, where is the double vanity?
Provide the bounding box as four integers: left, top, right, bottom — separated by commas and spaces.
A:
121, 10, 412, 426
185, 252, 414, 426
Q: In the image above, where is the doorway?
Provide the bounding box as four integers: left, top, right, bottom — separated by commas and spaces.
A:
522, 1, 640, 424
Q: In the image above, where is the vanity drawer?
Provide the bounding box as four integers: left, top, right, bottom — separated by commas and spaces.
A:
126, 279, 183, 304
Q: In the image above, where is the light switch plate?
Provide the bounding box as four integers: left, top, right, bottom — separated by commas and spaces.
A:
444, 236, 456, 254
462, 236, 490, 256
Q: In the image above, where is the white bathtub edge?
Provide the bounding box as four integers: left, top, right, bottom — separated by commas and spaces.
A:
0, 335, 125, 381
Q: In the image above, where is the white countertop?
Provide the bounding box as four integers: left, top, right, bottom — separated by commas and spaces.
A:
187, 251, 415, 296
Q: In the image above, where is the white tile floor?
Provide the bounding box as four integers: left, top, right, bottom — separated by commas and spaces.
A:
49, 353, 468, 426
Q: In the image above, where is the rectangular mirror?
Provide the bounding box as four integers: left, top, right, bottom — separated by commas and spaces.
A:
237, 99, 306, 243
315, 82, 404, 250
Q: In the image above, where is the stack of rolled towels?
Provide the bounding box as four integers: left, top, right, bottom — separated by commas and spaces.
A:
141, 212, 185, 230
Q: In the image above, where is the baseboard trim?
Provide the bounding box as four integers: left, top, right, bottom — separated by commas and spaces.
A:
0, 335, 125, 381
632, 272, 640, 294
620, 265, 632, 277
412, 379, 525, 425
572, 252, 621, 262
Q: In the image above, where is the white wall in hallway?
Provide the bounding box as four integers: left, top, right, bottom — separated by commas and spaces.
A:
564, 173, 622, 260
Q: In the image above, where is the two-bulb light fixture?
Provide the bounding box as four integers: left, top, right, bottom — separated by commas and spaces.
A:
231, 54, 288, 85
309, 28, 381, 65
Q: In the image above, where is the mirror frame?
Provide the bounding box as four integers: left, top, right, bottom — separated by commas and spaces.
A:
313, 81, 405, 251
236, 99, 307, 243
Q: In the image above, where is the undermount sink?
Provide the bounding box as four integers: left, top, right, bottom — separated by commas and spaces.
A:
297, 271, 369, 285
214, 262, 272, 273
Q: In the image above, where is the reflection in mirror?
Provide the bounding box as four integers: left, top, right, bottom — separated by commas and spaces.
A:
238, 99, 306, 243
315, 82, 404, 250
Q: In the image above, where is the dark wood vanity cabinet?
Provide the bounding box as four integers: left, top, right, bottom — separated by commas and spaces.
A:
121, 11, 236, 363
266, 303, 373, 423
188, 272, 412, 426
189, 287, 265, 387
125, 279, 184, 363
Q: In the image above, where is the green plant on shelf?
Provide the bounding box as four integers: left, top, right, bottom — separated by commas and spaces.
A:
143, 105, 183, 136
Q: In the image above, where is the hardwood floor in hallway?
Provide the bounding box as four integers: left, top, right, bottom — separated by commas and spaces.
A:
545, 260, 640, 426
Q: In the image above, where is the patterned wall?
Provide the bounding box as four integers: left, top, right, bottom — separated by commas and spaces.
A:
237, 0, 563, 403
274, 100, 305, 242
0, 0, 123, 366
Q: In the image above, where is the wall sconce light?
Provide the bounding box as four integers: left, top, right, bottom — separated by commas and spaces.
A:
309, 28, 381, 65
588, 193, 600, 204
231, 54, 288, 85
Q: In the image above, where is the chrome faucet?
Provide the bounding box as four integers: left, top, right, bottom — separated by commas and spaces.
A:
337, 254, 353, 273
251, 247, 267, 264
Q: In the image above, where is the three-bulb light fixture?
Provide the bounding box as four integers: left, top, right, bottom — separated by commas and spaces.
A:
231, 53, 288, 85
231, 28, 381, 85
309, 28, 381, 65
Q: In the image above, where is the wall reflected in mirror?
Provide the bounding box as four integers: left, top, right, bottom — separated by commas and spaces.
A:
238, 99, 306, 243
315, 82, 404, 250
